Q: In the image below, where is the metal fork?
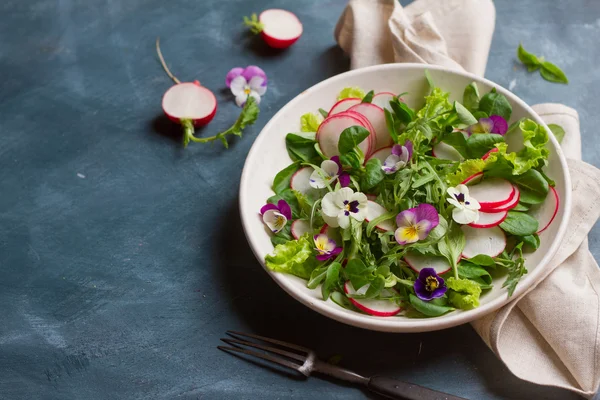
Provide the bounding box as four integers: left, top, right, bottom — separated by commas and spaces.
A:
218, 331, 467, 400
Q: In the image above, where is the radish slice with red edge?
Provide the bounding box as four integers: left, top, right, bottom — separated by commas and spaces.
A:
343, 281, 402, 317
371, 92, 396, 111
468, 210, 508, 228
528, 186, 559, 234
462, 172, 484, 186
461, 225, 507, 258
485, 185, 520, 212
290, 220, 312, 240
348, 103, 394, 150
404, 252, 452, 274
367, 146, 392, 164
482, 147, 499, 160
337, 110, 376, 156
364, 200, 395, 232
468, 178, 515, 210
329, 98, 361, 115
316, 114, 371, 159
366, 194, 378, 201
290, 166, 315, 195
162, 82, 217, 126
258, 9, 303, 49
432, 141, 463, 162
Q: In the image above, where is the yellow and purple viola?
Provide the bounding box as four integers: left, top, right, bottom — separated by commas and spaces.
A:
394, 203, 439, 245
309, 156, 350, 189
414, 268, 447, 301
313, 234, 343, 261
260, 200, 292, 233
382, 140, 413, 174
466, 115, 508, 135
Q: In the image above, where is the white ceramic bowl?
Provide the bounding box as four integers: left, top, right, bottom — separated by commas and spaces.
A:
239, 64, 571, 332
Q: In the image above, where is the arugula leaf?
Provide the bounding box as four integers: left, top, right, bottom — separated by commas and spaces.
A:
479, 88, 512, 121
466, 133, 504, 158
322, 262, 341, 300
503, 242, 527, 296
338, 87, 366, 100
338, 126, 371, 154
454, 101, 478, 126
265, 234, 318, 279
499, 211, 539, 236
540, 61, 569, 84
548, 123, 565, 143
343, 259, 371, 291
300, 113, 322, 132
446, 277, 482, 309
285, 132, 320, 163
362, 90, 374, 103
272, 162, 300, 194
512, 169, 549, 204
318, 108, 329, 119
361, 158, 385, 191
384, 109, 400, 143
463, 82, 480, 112
437, 222, 465, 278
307, 266, 328, 289
409, 294, 454, 317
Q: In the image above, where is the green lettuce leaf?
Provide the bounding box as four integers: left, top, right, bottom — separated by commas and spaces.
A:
446, 159, 486, 186
446, 277, 482, 310
265, 234, 318, 279
503, 119, 549, 174
337, 87, 366, 100
300, 113, 322, 132
417, 87, 453, 120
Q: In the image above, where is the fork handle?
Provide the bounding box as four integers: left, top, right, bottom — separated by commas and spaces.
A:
367, 376, 467, 400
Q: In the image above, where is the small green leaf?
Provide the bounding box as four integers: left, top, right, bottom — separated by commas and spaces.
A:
500, 211, 539, 236
343, 259, 371, 291
424, 69, 435, 92
384, 109, 399, 143
520, 234, 540, 250
362, 90, 374, 103
512, 169, 549, 204
364, 275, 385, 299
437, 222, 465, 274
409, 294, 454, 317
442, 130, 468, 158
330, 292, 356, 311
285, 132, 320, 163
454, 101, 478, 126
307, 266, 328, 289
548, 123, 565, 143
479, 88, 512, 121
466, 133, 504, 158
338, 126, 371, 154
272, 162, 300, 194
463, 82, 480, 112
390, 99, 414, 125
512, 202, 530, 212
458, 262, 493, 286
361, 158, 385, 191
468, 254, 496, 267
540, 61, 569, 84
300, 113, 322, 132
318, 108, 329, 119
322, 262, 341, 300
338, 87, 366, 100
517, 43, 542, 67
243, 13, 264, 34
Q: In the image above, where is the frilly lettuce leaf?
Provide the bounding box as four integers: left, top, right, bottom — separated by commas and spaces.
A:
417, 87, 453, 120
300, 113, 323, 132
265, 234, 318, 279
446, 277, 482, 310
337, 87, 366, 100
446, 159, 486, 186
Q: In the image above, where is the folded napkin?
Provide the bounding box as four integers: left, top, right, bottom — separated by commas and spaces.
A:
335, 0, 600, 398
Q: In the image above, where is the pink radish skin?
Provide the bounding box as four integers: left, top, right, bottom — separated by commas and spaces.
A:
482, 148, 499, 160
366, 194, 378, 201
468, 210, 508, 228
367, 146, 392, 164
461, 225, 507, 259
316, 113, 372, 158
371, 92, 397, 111
529, 186, 560, 234
291, 220, 312, 240
290, 166, 314, 195
404, 253, 452, 275
258, 9, 303, 49
162, 82, 217, 126
485, 186, 520, 212
468, 178, 515, 210
348, 103, 393, 150
432, 141, 463, 161
343, 281, 402, 317
462, 172, 484, 186
364, 200, 395, 232
329, 98, 362, 115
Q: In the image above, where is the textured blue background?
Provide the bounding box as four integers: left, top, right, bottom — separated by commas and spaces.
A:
0, 0, 598, 399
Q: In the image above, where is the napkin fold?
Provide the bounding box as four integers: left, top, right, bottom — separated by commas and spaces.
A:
335, 0, 600, 397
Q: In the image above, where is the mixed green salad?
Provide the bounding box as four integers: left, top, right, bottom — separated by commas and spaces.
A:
259, 73, 559, 318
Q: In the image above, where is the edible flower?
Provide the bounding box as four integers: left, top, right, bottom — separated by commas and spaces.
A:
226, 66, 268, 107
321, 187, 368, 229
309, 156, 350, 189
394, 203, 439, 245
414, 268, 447, 301
446, 184, 480, 224
313, 234, 342, 261
382, 140, 413, 174
467, 115, 508, 136
260, 200, 291, 233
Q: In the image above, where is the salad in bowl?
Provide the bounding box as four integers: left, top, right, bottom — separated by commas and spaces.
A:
256, 73, 559, 319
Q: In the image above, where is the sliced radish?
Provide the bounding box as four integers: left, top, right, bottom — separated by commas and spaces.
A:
291, 220, 312, 240
364, 200, 394, 232
468, 178, 515, 210
316, 114, 371, 158
432, 141, 463, 162
290, 166, 315, 195
367, 146, 392, 164
485, 186, 520, 212
462, 172, 484, 186
337, 111, 376, 156
461, 225, 507, 259
468, 210, 508, 228
528, 186, 559, 234
258, 9, 303, 49
366, 194, 378, 201
162, 82, 217, 126
343, 281, 402, 317
320, 224, 343, 245
371, 92, 396, 111
482, 147, 499, 160
404, 252, 452, 274
329, 98, 362, 115
348, 103, 393, 150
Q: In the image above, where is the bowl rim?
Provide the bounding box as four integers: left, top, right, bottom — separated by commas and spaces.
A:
239, 63, 572, 332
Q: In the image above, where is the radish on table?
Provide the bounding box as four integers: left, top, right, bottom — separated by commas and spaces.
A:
262, 79, 556, 318
244, 10, 303, 49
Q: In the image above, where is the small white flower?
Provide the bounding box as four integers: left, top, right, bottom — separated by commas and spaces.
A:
230, 75, 267, 107
309, 160, 339, 189
446, 184, 481, 224
321, 187, 368, 229
382, 142, 412, 174
262, 209, 288, 233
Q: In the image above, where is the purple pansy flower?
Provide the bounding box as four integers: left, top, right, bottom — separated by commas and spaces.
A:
313, 234, 342, 261
394, 203, 439, 245
382, 140, 413, 174
309, 156, 350, 189
226, 66, 268, 107
260, 200, 291, 233
466, 115, 508, 136
414, 268, 447, 301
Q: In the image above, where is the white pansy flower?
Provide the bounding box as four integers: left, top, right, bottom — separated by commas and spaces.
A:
446, 184, 481, 224
321, 187, 368, 229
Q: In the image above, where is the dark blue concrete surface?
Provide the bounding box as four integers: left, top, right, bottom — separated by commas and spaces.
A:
0, 0, 598, 399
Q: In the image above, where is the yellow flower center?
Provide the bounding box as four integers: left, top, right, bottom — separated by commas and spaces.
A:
244, 88, 251, 95
425, 276, 439, 292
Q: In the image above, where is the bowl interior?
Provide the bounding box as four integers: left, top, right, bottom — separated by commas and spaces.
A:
239, 64, 570, 332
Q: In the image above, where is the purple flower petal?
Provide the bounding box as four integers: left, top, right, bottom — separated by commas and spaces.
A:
330, 156, 342, 170
330, 247, 343, 257
225, 67, 244, 88
260, 203, 278, 215
489, 115, 508, 135
414, 204, 439, 233
338, 172, 351, 188
316, 253, 332, 261
403, 140, 413, 160
414, 279, 431, 300
414, 268, 446, 301
396, 208, 416, 228
242, 66, 267, 86
391, 144, 403, 157
277, 200, 292, 220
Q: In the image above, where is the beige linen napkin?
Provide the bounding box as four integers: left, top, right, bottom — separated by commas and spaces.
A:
335, 0, 600, 398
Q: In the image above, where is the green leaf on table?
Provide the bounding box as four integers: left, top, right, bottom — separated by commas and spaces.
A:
409, 294, 454, 317
540, 61, 569, 84
300, 113, 322, 132
272, 162, 300, 194
322, 262, 341, 300
548, 123, 565, 143
463, 82, 480, 112
479, 88, 512, 121
466, 133, 504, 159
338, 126, 371, 154
500, 211, 539, 236
517, 43, 542, 67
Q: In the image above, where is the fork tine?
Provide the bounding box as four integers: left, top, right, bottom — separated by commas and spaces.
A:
226, 331, 310, 353
221, 338, 306, 362
217, 346, 302, 372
